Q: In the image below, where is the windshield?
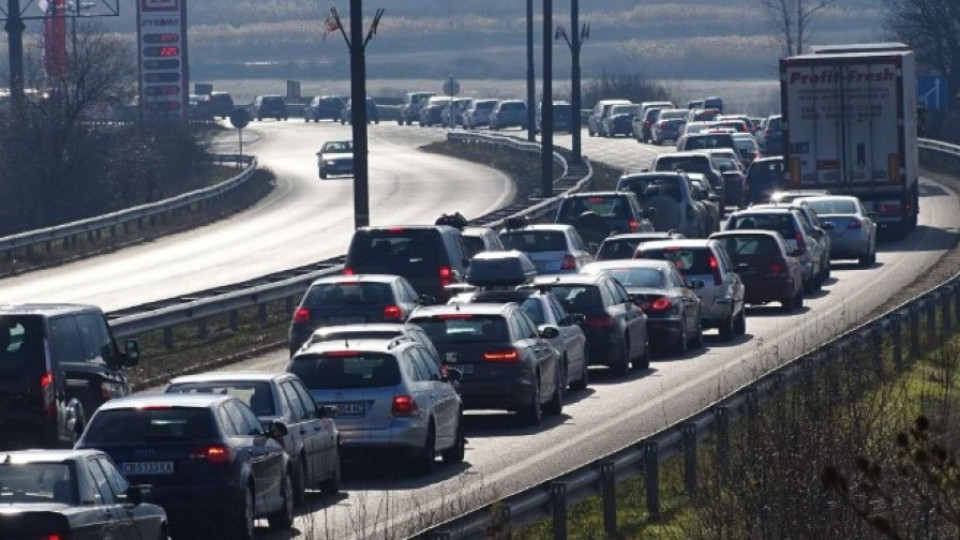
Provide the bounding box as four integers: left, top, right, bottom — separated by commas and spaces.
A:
347, 230, 441, 273
660, 110, 688, 120
716, 235, 781, 257
712, 157, 739, 172
655, 156, 710, 175
0, 463, 74, 504
501, 231, 568, 252
291, 353, 400, 390
165, 381, 276, 417
84, 408, 217, 443
611, 105, 640, 116
600, 268, 665, 288
598, 239, 642, 260
558, 196, 633, 221
637, 248, 713, 275
411, 315, 510, 345
322, 141, 352, 153
537, 285, 603, 314
622, 177, 683, 203
804, 199, 858, 215
0, 315, 44, 378
684, 135, 733, 150
302, 282, 393, 307
729, 213, 798, 239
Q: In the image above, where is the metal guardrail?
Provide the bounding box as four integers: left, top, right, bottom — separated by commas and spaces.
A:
106, 133, 592, 344
414, 137, 960, 539
0, 155, 257, 262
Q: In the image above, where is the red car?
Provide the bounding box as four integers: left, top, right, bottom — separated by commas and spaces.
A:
709, 230, 804, 311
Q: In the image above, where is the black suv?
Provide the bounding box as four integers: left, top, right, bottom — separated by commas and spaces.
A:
0, 304, 140, 450
344, 225, 470, 303
304, 95, 345, 122
251, 95, 288, 121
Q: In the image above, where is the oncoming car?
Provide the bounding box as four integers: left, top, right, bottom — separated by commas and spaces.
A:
316, 140, 353, 179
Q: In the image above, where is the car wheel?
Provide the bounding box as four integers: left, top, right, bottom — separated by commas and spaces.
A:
823, 259, 831, 280
319, 170, 327, 180
320, 447, 341, 495
414, 423, 436, 475
691, 322, 704, 349
293, 457, 307, 506
304, 116, 309, 122
236, 485, 255, 540
858, 252, 872, 267
734, 308, 747, 336
633, 339, 650, 370
397, 118, 404, 125
719, 312, 736, 341
257, 117, 262, 122
268, 470, 294, 530
674, 322, 689, 356
870, 250, 877, 265
543, 359, 565, 416
588, 126, 595, 137
518, 374, 542, 426
441, 413, 466, 464
570, 351, 589, 391
611, 339, 630, 377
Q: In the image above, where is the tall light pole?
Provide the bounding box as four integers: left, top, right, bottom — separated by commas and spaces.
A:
540, 0, 553, 198
4, 0, 26, 111
556, 0, 589, 164
525, 0, 535, 142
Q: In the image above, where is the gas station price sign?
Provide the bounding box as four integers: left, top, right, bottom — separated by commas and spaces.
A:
137, 0, 188, 122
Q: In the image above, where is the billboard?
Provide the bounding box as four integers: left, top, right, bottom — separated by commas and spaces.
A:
136, 0, 188, 122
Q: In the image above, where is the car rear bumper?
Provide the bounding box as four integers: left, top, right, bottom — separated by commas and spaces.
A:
702, 298, 735, 327
646, 318, 684, 346
742, 277, 795, 303
830, 237, 869, 259
337, 418, 428, 450
585, 335, 626, 366
459, 378, 536, 411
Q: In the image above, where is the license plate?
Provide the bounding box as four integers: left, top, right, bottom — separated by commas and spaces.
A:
737, 266, 756, 275
122, 461, 174, 475
445, 352, 460, 363
325, 316, 364, 325
459, 364, 475, 375
334, 402, 365, 416
533, 262, 549, 272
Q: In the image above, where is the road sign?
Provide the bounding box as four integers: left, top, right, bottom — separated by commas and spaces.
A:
918, 75, 948, 111
442, 77, 460, 97
136, 0, 188, 122
229, 108, 250, 129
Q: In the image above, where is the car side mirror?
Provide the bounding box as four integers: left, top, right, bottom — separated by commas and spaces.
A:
445, 368, 463, 383
268, 420, 289, 439
121, 485, 144, 506
419, 294, 437, 305
687, 279, 706, 290
123, 340, 140, 367
538, 325, 560, 339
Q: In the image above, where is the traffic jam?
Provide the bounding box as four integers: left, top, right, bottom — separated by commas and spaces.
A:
0, 46, 917, 539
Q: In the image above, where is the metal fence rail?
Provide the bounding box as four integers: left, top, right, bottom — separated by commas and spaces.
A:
107, 132, 593, 345
414, 137, 960, 539
0, 154, 257, 262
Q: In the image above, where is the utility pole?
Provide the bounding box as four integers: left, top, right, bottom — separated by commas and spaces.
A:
557, 0, 589, 164
540, 0, 553, 198
525, 0, 535, 142
5, 0, 25, 111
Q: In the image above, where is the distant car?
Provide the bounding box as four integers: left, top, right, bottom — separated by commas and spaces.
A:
304, 95, 346, 122
463, 99, 498, 129
524, 273, 650, 375
316, 140, 353, 179
461, 225, 506, 258
710, 230, 805, 310
489, 100, 528, 130
616, 171, 711, 238
408, 303, 563, 425
442, 98, 473, 127
188, 94, 214, 121
745, 156, 787, 204
635, 239, 747, 340
251, 95, 288, 121
650, 109, 688, 145
703, 96, 724, 113
0, 449, 168, 539
76, 393, 295, 540
762, 114, 783, 154
288, 274, 425, 354
652, 152, 726, 210
687, 173, 722, 233
581, 259, 703, 354
797, 195, 877, 267
682, 121, 714, 136
554, 191, 654, 249
210, 91, 234, 119
588, 99, 631, 137
419, 96, 453, 127
602, 103, 641, 137
500, 224, 593, 274
632, 106, 661, 143
732, 133, 762, 165
676, 132, 738, 154
344, 225, 471, 303
165, 372, 341, 504
341, 97, 379, 124
596, 232, 686, 261
288, 338, 465, 471
399, 91, 435, 125
536, 100, 573, 133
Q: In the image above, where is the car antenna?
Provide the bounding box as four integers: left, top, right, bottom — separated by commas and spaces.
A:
2, 454, 9, 464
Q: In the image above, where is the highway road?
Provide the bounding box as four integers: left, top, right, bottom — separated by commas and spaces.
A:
0, 123, 514, 312
157, 126, 957, 539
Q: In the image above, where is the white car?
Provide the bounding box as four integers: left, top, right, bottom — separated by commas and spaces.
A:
316, 140, 353, 179
499, 224, 594, 274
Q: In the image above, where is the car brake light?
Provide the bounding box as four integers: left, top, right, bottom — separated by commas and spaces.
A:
40, 372, 55, 418
439, 265, 454, 287
292, 308, 310, 323
588, 196, 605, 203
848, 221, 862, 229
387, 227, 406, 232
561, 254, 577, 270
43, 535, 67, 540
483, 349, 520, 362
628, 219, 639, 232
709, 255, 722, 285
325, 350, 360, 357
383, 305, 403, 320
391, 395, 419, 416
190, 445, 232, 464
794, 232, 805, 253
650, 297, 671, 311
584, 315, 615, 328
343, 267, 355, 276
437, 313, 473, 320
769, 262, 783, 275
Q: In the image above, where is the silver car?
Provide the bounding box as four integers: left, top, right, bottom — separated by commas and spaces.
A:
499, 224, 593, 274
798, 196, 877, 267
164, 372, 341, 503
635, 239, 746, 340
286, 338, 464, 475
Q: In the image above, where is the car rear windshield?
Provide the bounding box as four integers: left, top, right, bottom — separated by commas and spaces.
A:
470, 295, 545, 326
476, 101, 496, 110
558, 196, 633, 221
734, 139, 758, 151
660, 110, 688, 120
0, 315, 44, 378
712, 157, 739, 172
611, 105, 640, 116
715, 235, 782, 257
411, 315, 510, 344
767, 117, 782, 131
538, 285, 603, 314
308, 330, 401, 347
462, 236, 487, 259
303, 282, 393, 307
501, 102, 525, 111
290, 353, 401, 390
165, 381, 276, 417
622, 177, 684, 203
804, 199, 857, 215
638, 248, 713, 275
729, 214, 798, 238
501, 231, 568, 252
0, 463, 74, 504
684, 135, 734, 150
747, 161, 784, 183
597, 239, 642, 260
655, 156, 711, 175
348, 230, 442, 272
601, 268, 666, 288
84, 408, 217, 444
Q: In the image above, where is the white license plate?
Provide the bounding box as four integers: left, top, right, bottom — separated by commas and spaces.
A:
122, 461, 174, 475
458, 364, 475, 375
334, 402, 365, 416
445, 352, 460, 363
533, 262, 549, 272
326, 316, 364, 325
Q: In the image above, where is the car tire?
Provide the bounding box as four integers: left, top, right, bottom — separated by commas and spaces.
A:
633, 339, 651, 370
441, 414, 466, 464
734, 308, 747, 336
268, 470, 295, 530
588, 126, 595, 137
870, 250, 877, 265
612, 340, 630, 377
518, 374, 542, 426
543, 360, 565, 416
319, 446, 341, 495
293, 457, 307, 506
236, 485, 255, 540
691, 323, 704, 349
570, 352, 589, 391
319, 170, 327, 180
414, 423, 436, 475
674, 323, 688, 356
858, 252, 872, 267
719, 313, 736, 341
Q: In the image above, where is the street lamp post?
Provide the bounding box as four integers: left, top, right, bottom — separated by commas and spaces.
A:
525, 0, 535, 142
540, 0, 553, 198
556, 0, 589, 165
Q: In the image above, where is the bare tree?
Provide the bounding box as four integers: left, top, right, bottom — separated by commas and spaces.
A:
757, 0, 835, 56
884, 0, 960, 106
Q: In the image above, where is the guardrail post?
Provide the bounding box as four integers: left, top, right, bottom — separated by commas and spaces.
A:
943, 289, 952, 335
163, 327, 174, 349
229, 310, 239, 332
644, 442, 660, 520
682, 422, 697, 497
550, 482, 567, 540
197, 318, 208, 340
910, 307, 921, 360
744, 387, 759, 438
955, 284, 960, 326
258, 304, 268, 325
893, 314, 904, 372
715, 406, 729, 476
601, 461, 617, 534
926, 298, 937, 348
